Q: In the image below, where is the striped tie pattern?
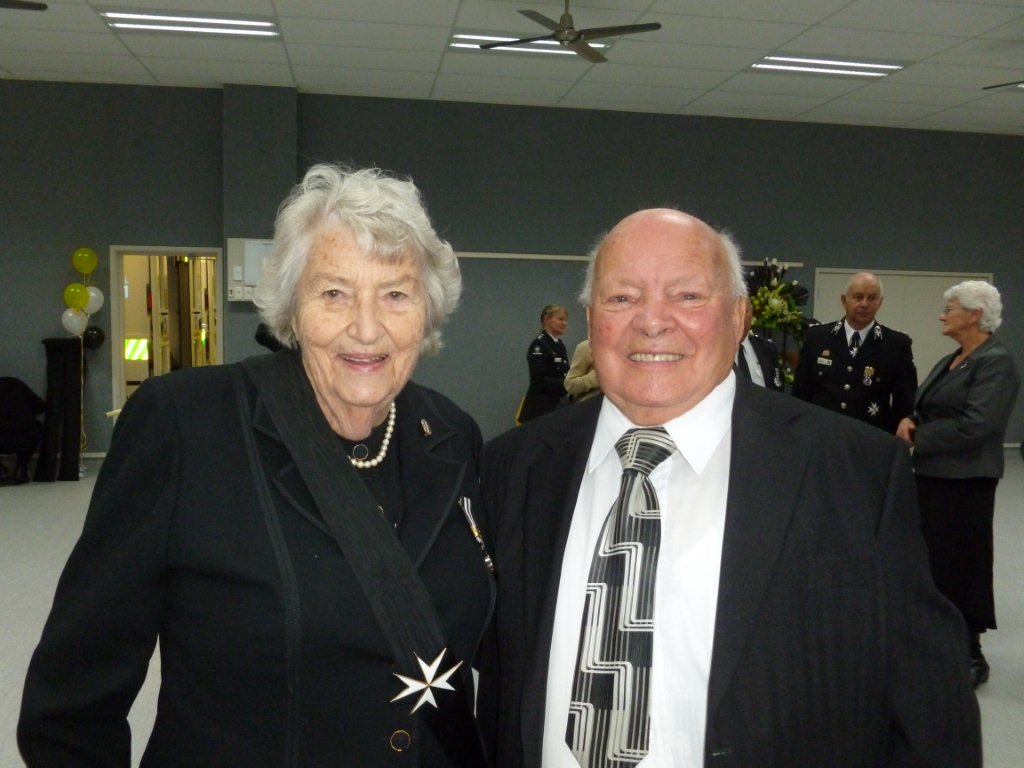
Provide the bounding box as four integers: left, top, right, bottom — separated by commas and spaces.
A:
566, 427, 676, 767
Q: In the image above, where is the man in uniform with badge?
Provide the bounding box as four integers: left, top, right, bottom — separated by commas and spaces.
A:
792, 271, 916, 433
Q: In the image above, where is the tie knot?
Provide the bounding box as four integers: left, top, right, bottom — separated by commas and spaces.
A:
850, 331, 861, 348
615, 427, 676, 476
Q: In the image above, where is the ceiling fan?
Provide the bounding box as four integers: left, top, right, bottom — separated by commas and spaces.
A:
0, 1, 48, 9
480, 0, 661, 63
982, 80, 1024, 90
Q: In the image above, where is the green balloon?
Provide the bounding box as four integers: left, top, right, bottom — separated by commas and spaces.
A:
72, 247, 98, 275
64, 282, 89, 310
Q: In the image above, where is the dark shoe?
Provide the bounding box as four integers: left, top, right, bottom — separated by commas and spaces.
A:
970, 655, 990, 688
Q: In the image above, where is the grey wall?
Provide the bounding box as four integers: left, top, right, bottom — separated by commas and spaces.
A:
2, 80, 1022, 448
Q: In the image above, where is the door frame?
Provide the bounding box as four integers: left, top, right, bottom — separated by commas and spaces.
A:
108, 245, 223, 412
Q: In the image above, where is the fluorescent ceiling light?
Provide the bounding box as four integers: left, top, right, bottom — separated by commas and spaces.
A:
752, 54, 903, 79
449, 32, 607, 55
450, 42, 577, 56
100, 9, 278, 37
752, 63, 886, 78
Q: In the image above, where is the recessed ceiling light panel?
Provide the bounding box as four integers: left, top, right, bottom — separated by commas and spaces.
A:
751, 54, 904, 79
99, 8, 279, 37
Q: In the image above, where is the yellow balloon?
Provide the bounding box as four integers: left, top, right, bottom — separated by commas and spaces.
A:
72, 247, 98, 275
64, 282, 89, 310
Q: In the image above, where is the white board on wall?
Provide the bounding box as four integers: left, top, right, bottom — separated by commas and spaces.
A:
813, 269, 994, 386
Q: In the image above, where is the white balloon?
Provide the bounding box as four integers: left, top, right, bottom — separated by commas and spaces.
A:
62, 308, 88, 336
84, 285, 105, 315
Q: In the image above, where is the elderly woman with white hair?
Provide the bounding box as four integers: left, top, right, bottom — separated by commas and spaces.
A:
896, 280, 1020, 689
19, 164, 494, 766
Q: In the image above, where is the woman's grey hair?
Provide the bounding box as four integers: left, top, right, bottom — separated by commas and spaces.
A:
577, 218, 747, 306
945, 280, 1003, 333
254, 163, 460, 356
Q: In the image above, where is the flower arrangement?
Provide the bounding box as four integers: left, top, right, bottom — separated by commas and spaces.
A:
746, 258, 808, 338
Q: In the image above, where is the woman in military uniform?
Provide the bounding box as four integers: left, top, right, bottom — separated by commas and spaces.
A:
518, 304, 569, 423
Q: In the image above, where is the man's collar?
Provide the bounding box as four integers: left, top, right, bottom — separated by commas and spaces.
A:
590, 374, 736, 476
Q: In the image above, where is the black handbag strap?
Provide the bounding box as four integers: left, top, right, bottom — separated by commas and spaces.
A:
234, 356, 487, 765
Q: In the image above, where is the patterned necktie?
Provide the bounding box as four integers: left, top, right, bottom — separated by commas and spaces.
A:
566, 427, 676, 767
849, 331, 861, 356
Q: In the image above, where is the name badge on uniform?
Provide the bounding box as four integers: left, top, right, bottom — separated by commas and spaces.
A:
817, 356, 833, 366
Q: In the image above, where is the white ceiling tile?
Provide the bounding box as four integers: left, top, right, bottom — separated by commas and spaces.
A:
644, 13, 805, 48
824, 0, 1023, 36
888, 61, 1024, 89
650, 0, 851, 24
288, 44, 442, 71
782, 25, 962, 59
0, 28, 125, 55
430, 91, 560, 108
291, 65, 437, 90
804, 98, 944, 120
608, 40, 764, 69
930, 38, 1024, 69
718, 71, 873, 97
0, 50, 148, 76
0, 0, 1019, 135
689, 89, 829, 113
434, 72, 572, 98
143, 58, 295, 87
442, 48, 590, 79
276, 0, 460, 25
119, 35, 288, 63
280, 17, 450, 49
928, 104, 1024, 126
566, 80, 694, 107
851, 80, 988, 106
581, 63, 730, 90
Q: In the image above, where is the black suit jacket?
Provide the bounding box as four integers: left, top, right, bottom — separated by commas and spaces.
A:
19, 350, 494, 768
742, 333, 784, 391
477, 378, 979, 768
792, 320, 916, 433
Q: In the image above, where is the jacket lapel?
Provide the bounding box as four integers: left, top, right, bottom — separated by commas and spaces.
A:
394, 385, 467, 567
916, 336, 995, 407
707, 381, 811, 717
520, 399, 600, 759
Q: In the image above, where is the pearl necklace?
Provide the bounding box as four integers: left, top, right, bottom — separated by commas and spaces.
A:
349, 402, 396, 469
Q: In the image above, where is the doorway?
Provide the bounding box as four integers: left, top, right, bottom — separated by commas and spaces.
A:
109, 246, 223, 411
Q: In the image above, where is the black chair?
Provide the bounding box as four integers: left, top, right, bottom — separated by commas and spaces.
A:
0, 376, 45, 484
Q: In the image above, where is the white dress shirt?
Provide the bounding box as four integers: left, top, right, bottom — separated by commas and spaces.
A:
738, 336, 765, 387
542, 374, 735, 768
844, 319, 875, 347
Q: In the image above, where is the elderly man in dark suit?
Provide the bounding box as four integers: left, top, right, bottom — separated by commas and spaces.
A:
792, 271, 917, 433
477, 209, 979, 768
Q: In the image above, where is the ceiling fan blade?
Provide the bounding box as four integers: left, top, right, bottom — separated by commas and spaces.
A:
0, 0, 48, 9
480, 32, 557, 50
519, 9, 562, 32
982, 80, 1024, 90
577, 22, 662, 41
568, 39, 607, 63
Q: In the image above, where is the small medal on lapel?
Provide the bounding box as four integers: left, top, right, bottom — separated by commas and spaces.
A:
390, 648, 463, 713
863, 366, 875, 386
420, 418, 432, 437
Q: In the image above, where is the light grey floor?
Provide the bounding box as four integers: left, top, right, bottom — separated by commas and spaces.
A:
2, 455, 1023, 766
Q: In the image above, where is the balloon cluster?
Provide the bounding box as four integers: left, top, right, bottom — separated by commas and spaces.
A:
62, 247, 106, 348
